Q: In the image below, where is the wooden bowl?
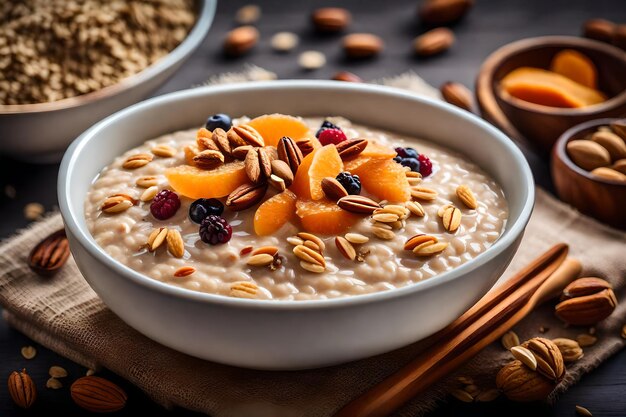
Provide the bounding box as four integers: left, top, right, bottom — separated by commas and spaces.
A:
552, 118, 626, 230
477, 36, 626, 152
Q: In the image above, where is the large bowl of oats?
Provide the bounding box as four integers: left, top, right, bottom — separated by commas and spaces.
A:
59, 81, 534, 369
0, 0, 215, 162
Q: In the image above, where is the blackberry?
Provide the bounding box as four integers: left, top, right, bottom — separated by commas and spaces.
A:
199, 215, 232, 245
336, 172, 361, 195
189, 198, 224, 224
150, 190, 181, 220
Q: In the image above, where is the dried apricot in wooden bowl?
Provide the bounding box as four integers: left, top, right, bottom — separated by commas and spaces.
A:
477, 36, 626, 152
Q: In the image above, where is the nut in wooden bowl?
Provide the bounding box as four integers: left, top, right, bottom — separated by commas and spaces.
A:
552, 117, 626, 230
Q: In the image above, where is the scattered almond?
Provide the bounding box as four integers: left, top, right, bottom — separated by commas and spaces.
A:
166, 229, 184, 258
335, 236, 356, 261
24, 202, 44, 220
501, 330, 520, 350
140, 186, 159, 202
576, 334, 598, 347
293, 245, 326, 267
173, 266, 195, 277
46, 377, 63, 389
49, 366, 68, 378
332, 71, 363, 82
247, 253, 275, 267
235, 4, 261, 25
151, 144, 176, 158
405, 201, 425, 217
271, 31, 299, 52
251, 246, 279, 257
300, 260, 325, 274
230, 281, 259, 298
442, 205, 462, 232
321, 177, 349, 201
345, 233, 369, 244
343, 33, 384, 58
456, 184, 478, 209
101, 194, 135, 213
296, 232, 326, 252
311, 7, 351, 32
135, 175, 160, 188
419, 0, 474, 25
223, 25, 259, 56
450, 388, 474, 403
414, 27, 455, 56
372, 226, 395, 240
440, 81, 473, 112
582, 18, 616, 43
411, 186, 438, 201
299, 50, 326, 70
147, 227, 168, 252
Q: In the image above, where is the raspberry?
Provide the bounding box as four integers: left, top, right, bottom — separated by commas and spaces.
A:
418, 154, 433, 177
150, 190, 181, 220
335, 172, 361, 195
315, 120, 340, 138
318, 128, 347, 146
199, 215, 232, 245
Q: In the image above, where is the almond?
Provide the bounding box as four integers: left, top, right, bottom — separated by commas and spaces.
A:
410, 186, 438, 201
414, 27, 455, 56
419, 0, 474, 25
440, 81, 473, 112
135, 175, 160, 188
611, 120, 626, 141
332, 71, 363, 82
566, 140, 611, 170
556, 277, 617, 325
321, 177, 349, 201
151, 144, 176, 158
590, 167, 626, 182
101, 193, 136, 213
343, 33, 384, 58
212, 128, 232, 155
611, 159, 626, 174
456, 184, 478, 209
226, 183, 268, 211
230, 281, 259, 298
193, 149, 224, 170
8, 369, 36, 409
122, 153, 153, 169
245, 148, 262, 184
442, 205, 462, 232
166, 229, 184, 258
582, 18, 616, 43
232, 124, 265, 147
404, 234, 437, 251
232, 145, 253, 160
293, 244, 326, 267
335, 236, 357, 260
277, 136, 303, 174
311, 7, 351, 32
335, 138, 368, 159
223, 25, 259, 56
271, 159, 295, 186
591, 131, 626, 160
174, 266, 195, 277
246, 254, 275, 267
71, 376, 127, 413
337, 195, 381, 214
295, 137, 316, 156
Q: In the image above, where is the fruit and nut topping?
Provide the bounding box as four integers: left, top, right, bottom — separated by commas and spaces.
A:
86, 114, 507, 300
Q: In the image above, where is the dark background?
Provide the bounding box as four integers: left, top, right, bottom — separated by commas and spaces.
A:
1, 0, 625, 415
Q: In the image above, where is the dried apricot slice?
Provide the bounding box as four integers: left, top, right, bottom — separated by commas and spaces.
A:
550, 49, 598, 89
254, 190, 297, 236
352, 159, 411, 202
290, 145, 343, 200
165, 162, 248, 199
296, 198, 359, 235
246, 114, 311, 147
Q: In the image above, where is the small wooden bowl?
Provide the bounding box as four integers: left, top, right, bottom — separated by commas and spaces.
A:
477, 36, 626, 152
552, 118, 626, 230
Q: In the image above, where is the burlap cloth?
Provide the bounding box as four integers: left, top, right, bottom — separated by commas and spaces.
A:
0, 71, 625, 417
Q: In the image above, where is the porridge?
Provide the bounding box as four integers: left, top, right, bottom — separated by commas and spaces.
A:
85, 114, 508, 301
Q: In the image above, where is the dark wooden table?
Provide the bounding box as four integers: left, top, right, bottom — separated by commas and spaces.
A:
1, 0, 625, 415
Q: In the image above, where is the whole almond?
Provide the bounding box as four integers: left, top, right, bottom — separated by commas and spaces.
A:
321, 177, 349, 201
442, 205, 462, 233
174, 266, 195, 277
166, 229, 184, 258
414, 27, 455, 56
71, 376, 127, 413
212, 128, 232, 155
591, 131, 626, 160
552, 338, 584, 362
556, 277, 617, 325
419, 0, 474, 25
277, 136, 303, 174
456, 184, 478, 209
122, 153, 153, 169
335, 138, 368, 159
411, 186, 438, 201
440, 81, 473, 112
566, 140, 611, 170
101, 193, 136, 213
335, 236, 357, 260
295, 137, 316, 156
582, 18, 616, 43
343, 33, 384, 58
312, 7, 351, 32
404, 234, 437, 251
332, 71, 363, 82
337, 195, 381, 214
230, 281, 259, 298
226, 183, 268, 211
232, 145, 253, 160
590, 167, 626, 182
8, 369, 37, 409
611, 159, 626, 174
611, 120, 626, 140
233, 124, 265, 147
271, 159, 295, 186
223, 25, 259, 56
245, 148, 262, 183
193, 149, 224, 170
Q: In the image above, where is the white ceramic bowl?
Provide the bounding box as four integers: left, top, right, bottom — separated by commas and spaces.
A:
0, 0, 215, 163
58, 81, 534, 370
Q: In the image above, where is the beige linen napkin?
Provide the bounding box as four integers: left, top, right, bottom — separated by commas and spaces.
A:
1, 71, 625, 416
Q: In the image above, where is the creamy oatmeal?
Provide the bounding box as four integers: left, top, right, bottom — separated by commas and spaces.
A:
85, 115, 508, 300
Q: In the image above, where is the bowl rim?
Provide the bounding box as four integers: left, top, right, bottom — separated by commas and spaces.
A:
486, 36, 626, 116
0, 0, 216, 115
554, 117, 626, 186
58, 80, 535, 310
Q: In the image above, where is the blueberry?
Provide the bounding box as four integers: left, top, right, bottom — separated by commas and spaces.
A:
189, 198, 224, 224
395, 147, 419, 159
393, 156, 402, 163
205, 114, 232, 132
399, 157, 420, 172
336, 172, 361, 195
316, 120, 340, 138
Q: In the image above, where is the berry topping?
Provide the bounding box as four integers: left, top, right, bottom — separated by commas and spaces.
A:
189, 198, 224, 224
394, 147, 419, 159
398, 157, 420, 172
199, 215, 232, 245
418, 154, 433, 177
150, 190, 181, 220
318, 128, 347, 146
335, 172, 361, 195
315, 120, 340, 138
205, 113, 232, 132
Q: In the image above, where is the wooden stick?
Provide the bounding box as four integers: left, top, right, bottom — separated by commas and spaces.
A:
334, 244, 575, 417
